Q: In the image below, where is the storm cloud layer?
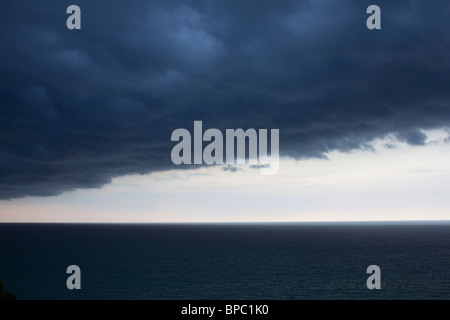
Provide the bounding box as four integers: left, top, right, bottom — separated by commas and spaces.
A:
1, 0, 450, 199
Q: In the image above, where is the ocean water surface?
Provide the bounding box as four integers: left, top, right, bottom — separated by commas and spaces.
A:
1, 222, 450, 300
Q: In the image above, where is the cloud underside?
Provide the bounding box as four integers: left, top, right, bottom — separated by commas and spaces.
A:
1, 0, 450, 199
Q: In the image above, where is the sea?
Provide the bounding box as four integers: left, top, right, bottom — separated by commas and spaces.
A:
1, 221, 450, 300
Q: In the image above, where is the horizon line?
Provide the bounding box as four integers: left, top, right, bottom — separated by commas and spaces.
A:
2, 219, 450, 225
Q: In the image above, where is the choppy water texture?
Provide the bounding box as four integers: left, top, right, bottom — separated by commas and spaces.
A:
1, 222, 450, 300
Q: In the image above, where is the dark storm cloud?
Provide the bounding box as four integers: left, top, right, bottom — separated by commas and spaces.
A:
1, 0, 450, 199
396, 129, 428, 146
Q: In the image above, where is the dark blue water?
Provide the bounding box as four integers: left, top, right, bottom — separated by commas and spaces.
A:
1, 222, 450, 300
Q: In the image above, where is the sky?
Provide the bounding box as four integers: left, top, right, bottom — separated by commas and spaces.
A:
1, 0, 450, 222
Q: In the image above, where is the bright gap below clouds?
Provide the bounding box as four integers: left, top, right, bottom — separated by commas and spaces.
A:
1, 129, 450, 223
